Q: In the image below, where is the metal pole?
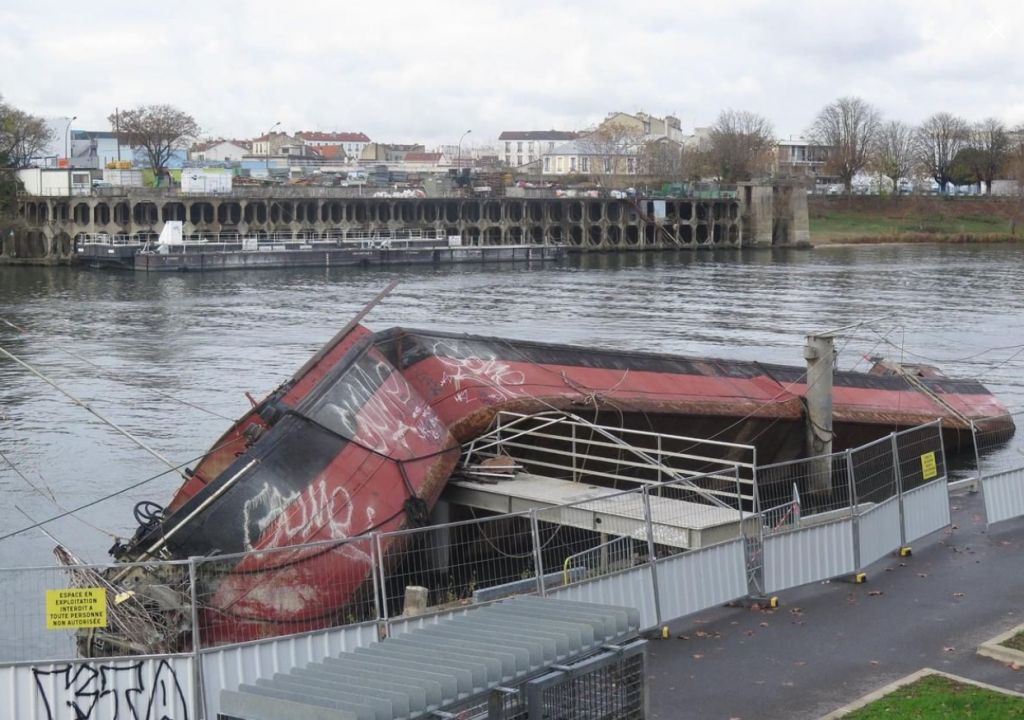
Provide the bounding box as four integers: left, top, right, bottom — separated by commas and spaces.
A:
970, 418, 983, 491
188, 558, 207, 720
530, 510, 546, 596
369, 534, 382, 626
846, 449, 861, 573
642, 486, 663, 629
374, 533, 390, 638
891, 432, 907, 547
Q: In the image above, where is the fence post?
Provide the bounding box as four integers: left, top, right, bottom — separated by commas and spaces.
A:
747, 464, 764, 597
530, 510, 546, 597
970, 418, 982, 491
369, 533, 382, 626
891, 432, 907, 547
374, 533, 390, 638
845, 449, 862, 573
642, 486, 663, 629
188, 558, 206, 720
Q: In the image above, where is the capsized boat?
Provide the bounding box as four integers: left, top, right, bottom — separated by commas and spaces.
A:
84, 322, 1014, 655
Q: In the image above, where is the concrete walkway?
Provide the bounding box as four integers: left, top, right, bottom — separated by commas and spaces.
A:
647, 489, 1024, 720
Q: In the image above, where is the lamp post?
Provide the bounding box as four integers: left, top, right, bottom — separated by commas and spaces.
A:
265, 121, 281, 176
456, 128, 472, 175
64, 116, 77, 164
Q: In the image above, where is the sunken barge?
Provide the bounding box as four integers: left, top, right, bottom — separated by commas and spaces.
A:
80, 317, 1013, 655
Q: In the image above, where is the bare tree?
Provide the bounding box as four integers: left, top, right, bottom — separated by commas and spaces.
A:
705, 109, 775, 183
110, 104, 200, 178
0, 96, 55, 168
871, 120, 916, 197
808, 96, 882, 193
1006, 129, 1024, 235
638, 139, 692, 179
916, 112, 970, 193
575, 122, 644, 181
970, 117, 1011, 194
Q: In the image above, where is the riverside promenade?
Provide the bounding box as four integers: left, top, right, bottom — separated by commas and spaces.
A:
647, 488, 1024, 719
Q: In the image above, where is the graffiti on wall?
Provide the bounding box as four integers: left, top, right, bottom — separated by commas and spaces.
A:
32, 658, 189, 720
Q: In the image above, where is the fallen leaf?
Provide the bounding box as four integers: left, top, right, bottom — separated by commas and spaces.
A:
795, 661, 806, 666
918, 573, 929, 578
759, 621, 770, 627
954, 592, 964, 598
744, 629, 756, 636
749, 603, 762, 612
696, 631, 710, 638
789, 607, 804, 616
792, 620, 805, 626
692, 654, 704, 659
870, 660, 879, 665
782, 681, 794, 687
1008, 662, 1022, 671
900, 563, 907, 567
952, 505, 960, 510
885, 567, 895, 572
943, 646, 956, 653
677, 635, 690, 641
868, 590, 884, 596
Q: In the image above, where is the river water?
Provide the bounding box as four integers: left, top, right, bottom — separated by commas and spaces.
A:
1, 245, 1023, 570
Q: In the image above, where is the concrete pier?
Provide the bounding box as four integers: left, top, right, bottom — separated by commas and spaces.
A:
5, 184, 811, 264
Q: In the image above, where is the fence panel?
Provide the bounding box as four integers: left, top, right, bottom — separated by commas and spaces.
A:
0, 558, 193, 665
974, 411, 1024, 479
758, 451, 853, 533
655, 538, 747, 622
377, 512, 538, 622
893, 421, 946, 492
192, 536, 377, 650
3, 655, 196, 720
763, 520, 855, 594
983, 467, 1024, 525
902, 480, 952, 542
200, 621, 380, 719
857, 497, 902, 569
546, 564, 659, 631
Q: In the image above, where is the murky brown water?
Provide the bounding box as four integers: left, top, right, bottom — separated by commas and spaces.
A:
1, 245, 1023, 569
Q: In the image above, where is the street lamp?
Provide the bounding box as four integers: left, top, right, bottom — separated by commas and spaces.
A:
64, 116, 77, 164
265, 121, 281, 175
457, 129, 472, 170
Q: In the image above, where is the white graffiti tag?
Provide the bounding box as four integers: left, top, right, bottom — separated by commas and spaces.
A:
433, 340, 526, 402
242, 478, 353, 551
316, 357, 448, 455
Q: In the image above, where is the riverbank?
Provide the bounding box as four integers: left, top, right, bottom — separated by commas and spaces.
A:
809, 195, 1022, 246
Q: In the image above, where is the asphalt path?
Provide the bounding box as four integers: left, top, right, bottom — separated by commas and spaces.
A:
647, 489, 1024, 720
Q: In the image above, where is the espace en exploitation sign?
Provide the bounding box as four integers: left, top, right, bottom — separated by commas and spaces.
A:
46, 588, 107, 629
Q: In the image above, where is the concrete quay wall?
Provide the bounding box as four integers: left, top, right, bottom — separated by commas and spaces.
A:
6, 186, 806, 264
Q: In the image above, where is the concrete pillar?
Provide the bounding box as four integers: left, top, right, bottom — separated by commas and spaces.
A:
789, 188, 811, 246
748, 185, 774, 247
804, 334, 835, 493
401, 586, 429, 617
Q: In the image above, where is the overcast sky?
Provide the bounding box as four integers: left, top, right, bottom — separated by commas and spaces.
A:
3, 0, 1024, 148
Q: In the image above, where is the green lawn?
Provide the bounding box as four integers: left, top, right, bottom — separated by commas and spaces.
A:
1002, 631, 1024, 653
810, 209, 1012, 240
844, 675, 1024, 719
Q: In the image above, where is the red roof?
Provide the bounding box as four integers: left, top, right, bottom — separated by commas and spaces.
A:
404, 152, 443, 162
297, 131, 371, 143
316, 145, 347, 159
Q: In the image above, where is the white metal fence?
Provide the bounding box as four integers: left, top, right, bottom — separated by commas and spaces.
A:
6, 415, 1024, 719
975, 411, 1024, 525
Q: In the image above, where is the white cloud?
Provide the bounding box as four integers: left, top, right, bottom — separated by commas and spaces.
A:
2, 0, 1024, 146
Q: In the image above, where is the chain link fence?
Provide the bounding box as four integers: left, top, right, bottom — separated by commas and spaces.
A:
757, 450, 852, 534
973, 411, 1024, 478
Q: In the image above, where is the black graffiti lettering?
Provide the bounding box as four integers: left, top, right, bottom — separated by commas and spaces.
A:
32, 659, 189, 720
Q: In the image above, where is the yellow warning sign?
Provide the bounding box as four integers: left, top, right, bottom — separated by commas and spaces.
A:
46, 588, 107, 629
921, 451, 938, 480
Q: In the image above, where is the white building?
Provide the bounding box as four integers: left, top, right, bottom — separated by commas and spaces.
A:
190, 140, 251, 162
295, 131, 371, 159
497, 131, 579, 167
540, 138, 637, 176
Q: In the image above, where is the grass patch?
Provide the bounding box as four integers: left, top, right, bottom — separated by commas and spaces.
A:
810, 209, 1014, 240
844, 675, 1024, 719
1002, 630, 1024, 653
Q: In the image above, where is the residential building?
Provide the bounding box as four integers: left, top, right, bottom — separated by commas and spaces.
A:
360, 143, 425, 164
401, 152, 449, 172
189, 140, 251, 162
252, 131, 296, 156
539, 137, 637, 176
497, 131, 579, 167
315, 145, 349, 165
775, 136, 831, 183
295, 131, 371, 158
600, 112, 684, 142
